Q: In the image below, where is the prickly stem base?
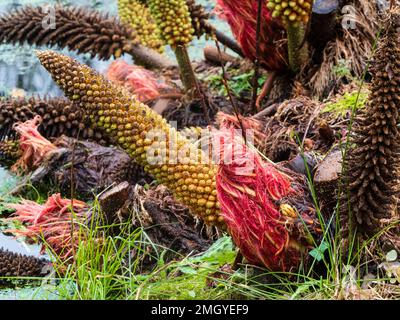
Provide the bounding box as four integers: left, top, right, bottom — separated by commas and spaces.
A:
287, 23, 308, 74
174, 45, 198, 93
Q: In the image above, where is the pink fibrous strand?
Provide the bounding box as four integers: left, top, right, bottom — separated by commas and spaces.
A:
106, 60, 169, 101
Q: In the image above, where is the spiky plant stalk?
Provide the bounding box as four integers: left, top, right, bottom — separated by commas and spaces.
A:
341, 10, 400, 243
0, 5, 174, 69
0, 97, 111, 144
267, 0, 313, 73
185, 0, 212, 38
37, 50, 223, 227
118, 0, 164, 52
147, 0, 198, 92
0, 248, 49, 278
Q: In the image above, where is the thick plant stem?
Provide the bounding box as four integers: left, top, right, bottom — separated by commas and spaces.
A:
174, 45, 210, 124
250, 0, 263, 113
287, 23, 308, 73
212, 28, 244, 57
129, 44, 177, 69
174, 45, 198, 93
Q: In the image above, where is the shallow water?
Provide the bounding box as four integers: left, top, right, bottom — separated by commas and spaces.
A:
0, 286, 59, 300
0, 233, 42, 256
0, 167, 18, 194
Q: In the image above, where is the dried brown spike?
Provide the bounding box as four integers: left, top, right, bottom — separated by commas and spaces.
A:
341, 11, 400, 238
0, 140, 20, 157
0, 97, 112, 145
186, 0, 212, 38
0, 248, 49, 279
0, 5, 138, 60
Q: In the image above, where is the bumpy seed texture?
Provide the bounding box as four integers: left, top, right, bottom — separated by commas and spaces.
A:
147, 0, 194, 46
180, 126, 206, 143
0, 5, 138, 60
0, 248, 49, 278
0, 97, 111, 145
37, 50, 223, 227
186, 0, 212, 38
118, 0, 164, 52
0, 140, 21, 165
267, 0, 313, 26
341, 13, 400, 235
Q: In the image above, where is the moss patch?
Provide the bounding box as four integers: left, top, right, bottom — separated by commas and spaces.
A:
322, 88, 369, 117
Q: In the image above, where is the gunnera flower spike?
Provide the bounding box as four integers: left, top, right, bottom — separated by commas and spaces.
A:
36, 50, 222, 227
0, 97, 111, 144
118, 0, 164, 52
0, 248, 49, 279
341, 9, 400, 246
266, 0, 313, 73
0, 5, 137, 60
146, 0, 198, 92
0, 5, 174, 69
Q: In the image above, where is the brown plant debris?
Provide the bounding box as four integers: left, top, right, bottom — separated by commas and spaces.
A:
10, 135, 151, 201
0, 5, 138, 60
140, 185, 211, 254
305, 0, 380, 99
258, 97, 324, 162
341, 10, 400, 238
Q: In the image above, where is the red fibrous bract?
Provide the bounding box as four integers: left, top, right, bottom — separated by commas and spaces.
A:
215, 111, 267, 147
6, 194, 89, 263
11, 115, 57, 173
215, 127, 316, 271
215, 0, 287, 71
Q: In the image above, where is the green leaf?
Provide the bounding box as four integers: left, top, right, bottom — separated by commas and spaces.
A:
179, 266, 198, 275
309, 240, 329, 262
